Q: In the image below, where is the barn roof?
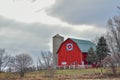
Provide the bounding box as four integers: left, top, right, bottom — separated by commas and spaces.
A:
71, 38, 96, 52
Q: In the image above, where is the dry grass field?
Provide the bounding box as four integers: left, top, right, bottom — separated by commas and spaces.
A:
0, 68, 120, 80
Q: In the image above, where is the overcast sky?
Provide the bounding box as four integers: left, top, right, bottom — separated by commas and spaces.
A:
0, 0, 119, 57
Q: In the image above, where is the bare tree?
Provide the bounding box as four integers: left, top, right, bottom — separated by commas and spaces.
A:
107, 16, 120, 65
102, 55, 117, 76
37, 51, 53, 69
37, 51, 55, 78
10, 53, 33, 77
0, 49, 11, 72
92, 36, 99, 45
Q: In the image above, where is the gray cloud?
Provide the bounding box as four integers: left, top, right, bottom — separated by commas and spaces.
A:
0, 15, 105, 57
0, 15, 106, 64
47, 0, 119, 26
0, 16, 54, 51
0, 16, 68, 51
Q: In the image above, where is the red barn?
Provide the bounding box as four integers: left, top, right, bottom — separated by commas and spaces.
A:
57, 38, 95, 67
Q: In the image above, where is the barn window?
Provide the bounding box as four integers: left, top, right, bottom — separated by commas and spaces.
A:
62, 62, 67, 65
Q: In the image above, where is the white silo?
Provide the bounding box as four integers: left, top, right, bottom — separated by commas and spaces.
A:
53, 34, 64, 68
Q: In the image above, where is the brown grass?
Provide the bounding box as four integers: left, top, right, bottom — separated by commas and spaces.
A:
0, 68, 120, 80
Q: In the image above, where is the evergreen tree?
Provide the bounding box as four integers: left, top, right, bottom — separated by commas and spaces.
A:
87, 47, 97, 64
96, 36, 109, 61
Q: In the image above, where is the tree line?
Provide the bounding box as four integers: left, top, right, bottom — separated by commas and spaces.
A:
0, 50, 52, 77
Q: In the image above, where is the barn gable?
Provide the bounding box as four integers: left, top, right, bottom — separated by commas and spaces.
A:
57, 38, 83, 66
71, 38, 96, 53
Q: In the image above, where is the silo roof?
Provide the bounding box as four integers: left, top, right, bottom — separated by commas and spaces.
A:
53, 34, 64, 38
